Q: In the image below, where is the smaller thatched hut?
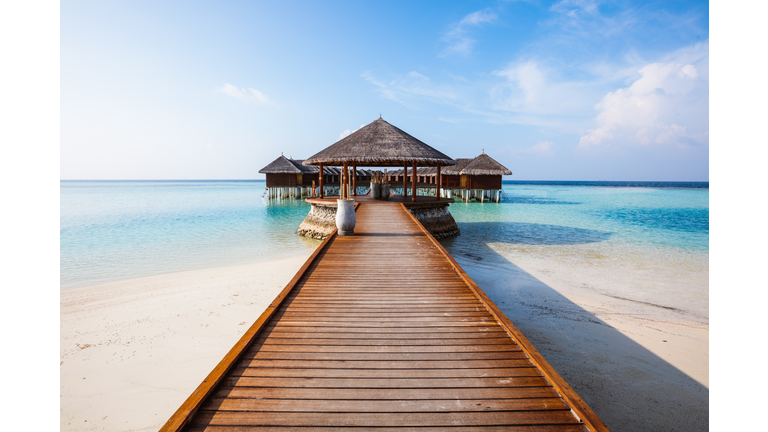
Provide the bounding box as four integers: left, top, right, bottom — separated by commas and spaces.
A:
413, 152, 511, 202
459, 152, 512, 190
259, 155, 373, 199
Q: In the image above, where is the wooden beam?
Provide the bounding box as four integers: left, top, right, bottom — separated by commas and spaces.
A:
353, 162, 357, 197
436, 162, 441, 201
411, 161, 417, 202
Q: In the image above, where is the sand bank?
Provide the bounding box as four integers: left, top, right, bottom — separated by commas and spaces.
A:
458, 243, 708, 432
60, 253, 312, 432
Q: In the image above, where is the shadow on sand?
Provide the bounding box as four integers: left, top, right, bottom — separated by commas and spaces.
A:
440, 221, 709, 432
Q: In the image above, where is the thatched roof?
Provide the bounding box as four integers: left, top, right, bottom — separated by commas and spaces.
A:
460, 153, 512, 176
260, 156, 375, 176
303, 118, 455, 167
441, 158, 473, 175
259, 155, 303, 174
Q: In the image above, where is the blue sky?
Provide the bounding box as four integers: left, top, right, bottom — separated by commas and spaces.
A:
61, 0, 709, 180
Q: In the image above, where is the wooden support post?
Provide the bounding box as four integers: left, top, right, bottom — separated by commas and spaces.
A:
436, 162, 441, 201
353, 162, 357, 197
403, 164, 407, 196
318, 162, 324, 198
342, 161, 348, 199
412, 161, 417, 202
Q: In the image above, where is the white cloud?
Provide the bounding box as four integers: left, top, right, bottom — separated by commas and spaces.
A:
362, 71, 458, 109
440, 9, 497, 57
578, 42, 709, 150
517, 141, 556, 156
492, 60, 598, 117
550, 0, 601, 17
218, 83, 274, 104
460, 10, 497, 26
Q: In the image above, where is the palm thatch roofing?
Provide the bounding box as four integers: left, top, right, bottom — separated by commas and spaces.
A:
259, 155, 303, 174
460, 152, 512, 175
259, 156, 374, 176
441, 158, 473, 175
303, 118, 456, 167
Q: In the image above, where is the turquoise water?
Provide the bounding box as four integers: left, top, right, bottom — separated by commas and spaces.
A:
445, 185, 708, 252
60, 181, 708, 290
60, 181, 319, 288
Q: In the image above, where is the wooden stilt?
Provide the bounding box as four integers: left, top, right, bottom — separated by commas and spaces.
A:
403, 164, 407, 196
342, 161, 348, 199
318, 162, 324, 198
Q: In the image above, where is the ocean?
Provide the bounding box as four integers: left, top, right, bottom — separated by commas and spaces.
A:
60, 180, 709, 305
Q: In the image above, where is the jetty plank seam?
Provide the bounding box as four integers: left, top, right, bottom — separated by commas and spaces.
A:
161, 198, 607, 431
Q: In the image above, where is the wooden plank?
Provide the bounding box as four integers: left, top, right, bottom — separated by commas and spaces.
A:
223, 376, 551, 388
230, 367, 541, 379
187, 425, 588, 432
240, 352, 528, 361
252, 338, 515, 346
265, 328, 508, 339
230, 359, 535, 369
199, 397, 569, 412
251, 344, 520, 353
189, 410, 581, 427
210, 386, 561, 400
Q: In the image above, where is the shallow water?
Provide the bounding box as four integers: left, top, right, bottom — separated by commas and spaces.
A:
60, 181, 319, 288
61, 181, 708, 308
441, 184, 709, 322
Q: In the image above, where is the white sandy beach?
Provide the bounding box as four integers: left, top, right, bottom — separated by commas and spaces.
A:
60, 253, 312, 432
61, 241, 708, 432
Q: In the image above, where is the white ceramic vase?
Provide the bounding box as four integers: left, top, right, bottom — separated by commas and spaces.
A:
335, 199, 356, 235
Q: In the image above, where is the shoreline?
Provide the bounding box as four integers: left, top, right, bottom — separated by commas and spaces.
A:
60, 248, 319, 291
60, 252, 313, 431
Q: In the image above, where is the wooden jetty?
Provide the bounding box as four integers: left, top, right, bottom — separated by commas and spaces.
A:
160, 197, 609, 431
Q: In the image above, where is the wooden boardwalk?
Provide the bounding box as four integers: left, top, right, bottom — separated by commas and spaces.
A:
161, 198, 608, 431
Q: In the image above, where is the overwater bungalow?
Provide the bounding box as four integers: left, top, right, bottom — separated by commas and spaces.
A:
259, 155, 373, 199
388, 152, 511, 202
260, 148, 510, 202
445, 152, 512, 202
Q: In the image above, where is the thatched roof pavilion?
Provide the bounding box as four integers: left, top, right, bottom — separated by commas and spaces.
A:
302, 117, 455, 201
460, 152, 512, 176
302, 118, 455, 167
